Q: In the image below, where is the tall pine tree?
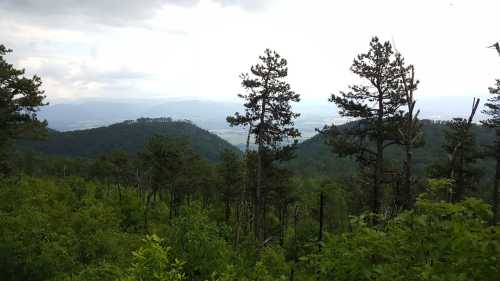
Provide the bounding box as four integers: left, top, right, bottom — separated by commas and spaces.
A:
227, 49, 301, 242
0, 44, 47, 174
321, 37, 406, 215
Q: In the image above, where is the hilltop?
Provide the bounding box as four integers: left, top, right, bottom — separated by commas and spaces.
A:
18, 117, 241, 161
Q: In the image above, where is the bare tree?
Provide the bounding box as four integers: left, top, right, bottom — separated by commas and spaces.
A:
488, 42, 500, 57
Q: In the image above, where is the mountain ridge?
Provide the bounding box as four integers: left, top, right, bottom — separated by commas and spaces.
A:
289, 119, 495, 178
18, 117, 241, 161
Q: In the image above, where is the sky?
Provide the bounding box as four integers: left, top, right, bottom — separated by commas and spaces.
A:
1, 0, 499, 106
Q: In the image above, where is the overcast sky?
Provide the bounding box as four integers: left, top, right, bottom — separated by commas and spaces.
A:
1, 0, 499, 105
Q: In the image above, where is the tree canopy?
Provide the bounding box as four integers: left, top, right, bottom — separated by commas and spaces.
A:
0, 44, 47, 174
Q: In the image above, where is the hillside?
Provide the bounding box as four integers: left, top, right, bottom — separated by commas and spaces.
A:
38, 98, 490, 146
289, 120, 495, 178
18, 117, 241, 161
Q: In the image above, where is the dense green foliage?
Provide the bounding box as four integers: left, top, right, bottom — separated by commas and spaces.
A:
2, 40, 500, 281
18, 118, 240, 161
0, 44, 47, 174
290, 120, 495, 179
306, 194, 500, 281
1, 176, 498, 281
0, 177, 140, 281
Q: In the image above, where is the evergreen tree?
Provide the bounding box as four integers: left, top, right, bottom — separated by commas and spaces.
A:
139, 136, 190, 230
440, 99, 482, 202
394, 52, 422, 209
321, 37, 406, 215
227, 49, 301, 242
441, 112, 482, 202
217, 149, 243, 223
481, 79, 500, 223
0, 45, 47, 174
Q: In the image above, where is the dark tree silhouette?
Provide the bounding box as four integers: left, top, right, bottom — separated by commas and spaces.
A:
0, 44, 47, 174
321, 37, 406, 215
139, 136, 190, 231
444, 98, 481, 203
227, 49, 301, 242
394, 52, 422, 209
488, 42, 500, 57
482, 80, 500, 223
217, 149, 243, 223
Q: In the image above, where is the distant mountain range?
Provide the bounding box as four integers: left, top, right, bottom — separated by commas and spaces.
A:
18, 118, 240, 161
38, 96, 490, 146
18, 116, 495, 181
37, 99, 331, 146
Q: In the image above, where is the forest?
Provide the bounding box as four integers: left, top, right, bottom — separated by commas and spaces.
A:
1, 38, 500, 281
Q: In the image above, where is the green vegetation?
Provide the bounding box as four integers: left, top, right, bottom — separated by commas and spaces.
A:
1, 177, 498, 281
306, 192, 500, 281
1, 39, 500, 281
0, 44, 47, 175
18, 118, 240, 162
290, 120, 495, 180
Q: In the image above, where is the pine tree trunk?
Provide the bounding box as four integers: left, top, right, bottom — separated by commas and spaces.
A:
169, 186, 175, 220
118, 183, 122, 203
318, 191, 324, 243
403, 143, 413, 209
235, 200, 241, 248
279, 203, 283, 246
242, 129, 251, 243
290, 205, 299, 281
224, 199, 230, 223
374, 152, 383, 215
374, 93, 384, 216
493, 152, 500, 225
455, 151, 465, 202
144, 192, 153, 234
255, 96, 267, 242
256, 145, 263, 241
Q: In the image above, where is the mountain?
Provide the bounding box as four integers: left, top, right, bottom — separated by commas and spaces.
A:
39, 96, 491, 148
18, 118, 241, 161
38, 99, 250, 144
288, 120, 495, 178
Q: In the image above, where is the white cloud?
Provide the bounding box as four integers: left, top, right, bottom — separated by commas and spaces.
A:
0, 0, 499, 109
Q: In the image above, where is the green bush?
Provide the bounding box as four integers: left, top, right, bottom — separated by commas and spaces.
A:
307, 197, 500, 281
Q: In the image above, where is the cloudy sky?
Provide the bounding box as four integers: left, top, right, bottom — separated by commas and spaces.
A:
1, 0, 499, 105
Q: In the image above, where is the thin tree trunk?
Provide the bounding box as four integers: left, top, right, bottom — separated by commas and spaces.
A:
279, 202, 287, 246
118, 183, 122, 203
255, 154, 262, 241
144, 192, 153, 234
235, 200, 241, 248
290, 205, 299, 281
318, 191, 324, 243
403, 143, 413, 208
396, 56, 416, 210
169, 186, 175, 220
255, 96, 267, 242
374, 93, 384, 216
455, 151, 465, 202
239, 124, 252, 245
224, 199, 230, 223
493, 144, 500, 225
